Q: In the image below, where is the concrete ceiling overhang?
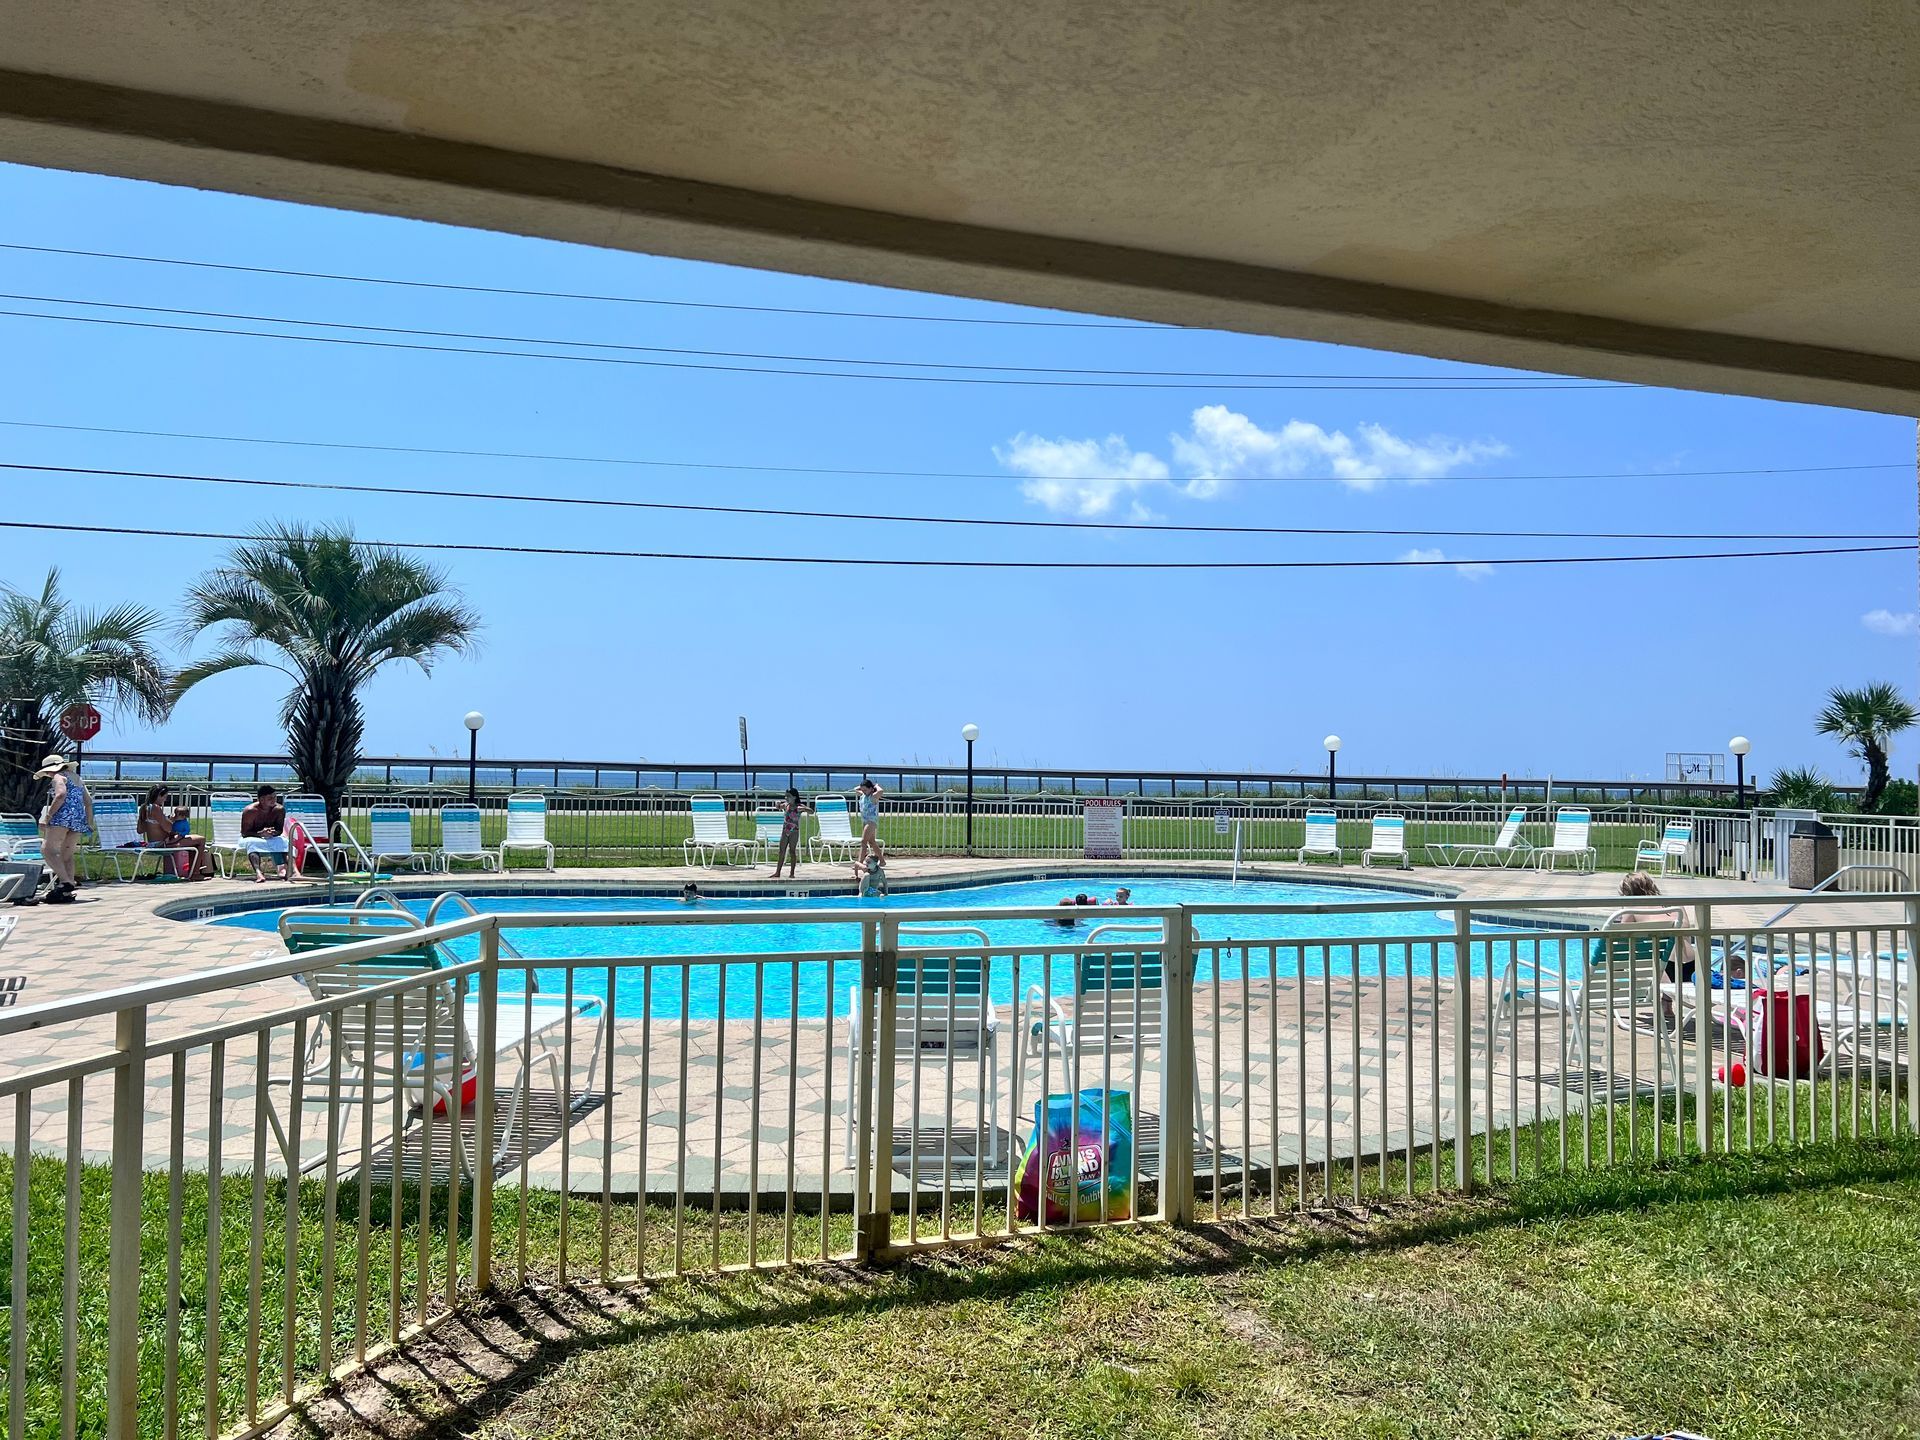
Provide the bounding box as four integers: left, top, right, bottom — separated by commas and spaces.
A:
2, 3, 1918, 414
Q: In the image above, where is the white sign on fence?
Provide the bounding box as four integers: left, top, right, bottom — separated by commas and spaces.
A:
1084, 798, 1125, 858
1213, 807, 1231, 835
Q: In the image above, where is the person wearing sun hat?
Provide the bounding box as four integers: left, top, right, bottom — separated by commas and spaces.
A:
34, 753, 92, 903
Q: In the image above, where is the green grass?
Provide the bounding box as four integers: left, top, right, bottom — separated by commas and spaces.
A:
145, 815, 1664, 872
326, 1135, 1920, 1440
3, 1086, 1913, 1439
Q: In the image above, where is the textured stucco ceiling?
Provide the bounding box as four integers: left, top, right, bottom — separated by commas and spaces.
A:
2, 2, 1917, 412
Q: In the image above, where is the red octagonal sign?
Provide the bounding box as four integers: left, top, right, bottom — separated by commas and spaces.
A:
58, 703, 102, 744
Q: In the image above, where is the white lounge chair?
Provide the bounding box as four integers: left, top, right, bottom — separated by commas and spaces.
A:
752, 808, 785, 862
809, 794, 860, 863
437, 802, 501, 873
498, 792, 555, 871
207, 793, 250, 877
1427, 807, 1532, 868
269, 909, 606, 1175
1021, 922, 1208, 1161
1534, 806, 1597, 872
1634, 819, 1694, 876
0, 873, 19, 952
85, 795, 197, 880
1494, 911, 1684, 1089
1291, 808, 1343, 865
368, 803, 432, 872
682, 795, 752, 867
284, 794, 341, 873
0, 813, 42, 861
845, 925, 1003, 1166
1361, 814, 1410, 869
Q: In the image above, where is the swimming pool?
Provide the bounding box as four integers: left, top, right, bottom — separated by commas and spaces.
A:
210, 875, 1582, 1020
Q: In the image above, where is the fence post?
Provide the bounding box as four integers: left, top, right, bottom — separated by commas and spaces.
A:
857, 917, 898, 1261
472, 924, 500, 1290
1161, 907, 1197, 1223
105, 1003, 149, 1440
1694, 901, 1715, 1154
1450, 908, 1474, 1192
1907, 896, 1920, 1135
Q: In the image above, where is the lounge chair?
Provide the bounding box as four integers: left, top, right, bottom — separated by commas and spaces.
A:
1533, 806, 1597, 872
682, 794, 753, 867
207, 793, 250, 877
284, 795, 341, 873
1361, 814, 1410, 869
845, 924, 1003, 1166
1634, 819, 1694, 876
1494, 910, 1684, 1087
810, 794, 860, 863
1426, 807, 1532, 868
368, 803, 432, 872
84, 794, 197, 880
1020, 922, 1207, 1159
0, 873, 19, 951
1290, 808, 1343, 865
436, 802, 501, 873
752, 808, 785, 863
268, 908, 606, 1175
498, 792, 555, 871
0, 813, 42, 862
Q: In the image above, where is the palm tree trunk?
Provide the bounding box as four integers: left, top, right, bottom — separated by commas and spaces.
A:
1863, 742, 1890, 812
288, 666, 364, 835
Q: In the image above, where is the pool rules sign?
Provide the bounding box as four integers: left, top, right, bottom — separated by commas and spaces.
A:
1083, 798, 1124, 859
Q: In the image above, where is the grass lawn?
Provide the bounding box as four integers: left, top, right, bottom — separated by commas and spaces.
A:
4, 1087, 1915, 1439
324, 1138, 1920, 1440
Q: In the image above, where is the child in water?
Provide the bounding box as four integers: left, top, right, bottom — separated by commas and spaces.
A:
854, 852, 889, 898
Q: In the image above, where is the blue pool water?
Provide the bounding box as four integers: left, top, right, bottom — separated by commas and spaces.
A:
211, 876, 1585, 1020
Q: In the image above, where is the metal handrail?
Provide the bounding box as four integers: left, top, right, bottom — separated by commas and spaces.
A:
425, 890, 535, 974
1758, 863, 1914, 928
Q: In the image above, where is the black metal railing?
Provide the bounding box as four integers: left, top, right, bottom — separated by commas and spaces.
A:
69, 749, 1848, 804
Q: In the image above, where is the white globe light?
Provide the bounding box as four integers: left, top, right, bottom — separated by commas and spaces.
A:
961, 723, 980, 743
1323, 734, 1342, 753
464, 710, 485, 732
1729, 735, 1750, 756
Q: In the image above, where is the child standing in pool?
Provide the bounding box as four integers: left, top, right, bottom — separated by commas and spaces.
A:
854, 778, 884, 863
770, 787, 807, 879
855, 851, 888, 898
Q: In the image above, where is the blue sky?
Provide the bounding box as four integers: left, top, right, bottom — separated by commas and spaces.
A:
0, 161, 1912, 784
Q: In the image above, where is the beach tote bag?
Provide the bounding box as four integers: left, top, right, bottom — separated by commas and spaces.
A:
286, 816, 313, 875
1014, 1087, 1134, 1224
1741, 988, 1825, 1078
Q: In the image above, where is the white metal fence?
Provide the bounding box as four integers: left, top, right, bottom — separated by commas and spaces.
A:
0, 887, 1914, 1438
79, 789, 1920, 884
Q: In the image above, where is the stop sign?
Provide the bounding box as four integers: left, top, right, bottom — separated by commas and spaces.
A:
58, 703, 101, 744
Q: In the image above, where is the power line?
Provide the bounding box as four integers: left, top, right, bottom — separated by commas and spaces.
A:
0, 306, 1629, 392
3, 417, 1897, 487
0, 291, 1619, 385
1, 519, 1906, 570
0, 239, 1167, 328
7, 460, 1904, 543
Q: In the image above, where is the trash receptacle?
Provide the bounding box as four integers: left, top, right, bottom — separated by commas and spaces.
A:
1786, 819, 1838, 890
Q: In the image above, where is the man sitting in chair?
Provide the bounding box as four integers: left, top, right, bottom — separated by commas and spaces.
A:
240, 785, 291, 882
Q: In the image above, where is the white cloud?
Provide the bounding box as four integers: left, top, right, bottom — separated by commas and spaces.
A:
994, 433, 1170, 517
1000, 407, 1505, 513
1400, 547, 1493, 580
1170, 407, 1505, 493
1862, 609, 1919, 637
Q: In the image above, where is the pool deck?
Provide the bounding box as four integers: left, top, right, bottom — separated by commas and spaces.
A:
0, 858, 1907, 1198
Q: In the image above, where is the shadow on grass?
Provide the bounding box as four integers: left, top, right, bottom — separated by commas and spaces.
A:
304, 1132, 1920, 1440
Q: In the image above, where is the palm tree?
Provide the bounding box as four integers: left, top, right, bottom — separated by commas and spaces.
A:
1764, 764, 1839, 813
175, 525, 481, 829
0, 571, 174, 812
1814, 682, 1917, 812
